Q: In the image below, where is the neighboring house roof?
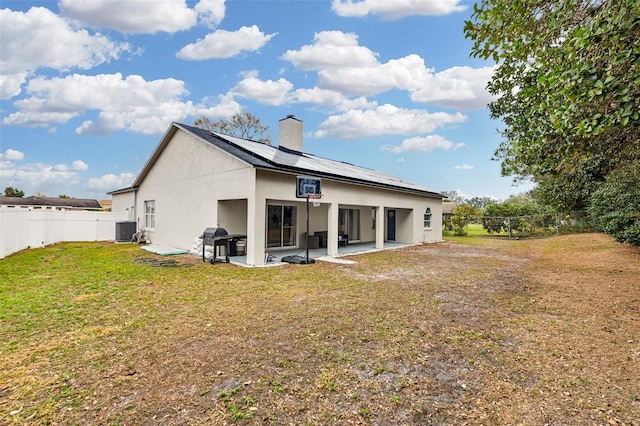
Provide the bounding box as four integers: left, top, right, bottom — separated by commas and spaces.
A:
112, 122, 443, 198
0, 196, 102, 209
442, 202, 457, 215
98, 199, 112, 210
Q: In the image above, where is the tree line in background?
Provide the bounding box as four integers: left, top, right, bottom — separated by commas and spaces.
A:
3, 187, 70, 198
464, 0, 640, 246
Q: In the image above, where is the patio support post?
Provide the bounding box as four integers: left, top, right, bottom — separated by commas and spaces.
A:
375, 205, 384, 249
327, 202, 339, 256
247, 196, 266, 266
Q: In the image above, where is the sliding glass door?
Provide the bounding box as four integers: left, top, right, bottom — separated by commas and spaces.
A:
338, 208, 360, 241
266, 205, 297, 248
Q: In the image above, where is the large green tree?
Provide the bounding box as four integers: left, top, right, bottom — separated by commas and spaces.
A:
194, 112, 271, 144
464, 0, 640, 214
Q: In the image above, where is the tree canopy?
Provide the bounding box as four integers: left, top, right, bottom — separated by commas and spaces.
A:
194, 112, 271, 144
440, 190, 466, 204
465, 196, 497, 210
465, 0, 640, 243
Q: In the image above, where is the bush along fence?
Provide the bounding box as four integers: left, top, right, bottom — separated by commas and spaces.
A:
0, 206, 128, 259
484, 211, 594, 238
445, 211, 594, 238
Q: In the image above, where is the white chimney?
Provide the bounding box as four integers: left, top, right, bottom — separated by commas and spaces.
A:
278, 115, 303, 152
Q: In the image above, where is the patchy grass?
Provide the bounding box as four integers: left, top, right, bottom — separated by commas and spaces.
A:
443, 223, 505, 238
1, 235, 639, 425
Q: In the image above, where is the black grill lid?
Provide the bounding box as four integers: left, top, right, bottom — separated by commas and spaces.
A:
203, 227, 228, 237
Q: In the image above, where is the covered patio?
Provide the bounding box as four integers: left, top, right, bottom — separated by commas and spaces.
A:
226, 240, 411, 267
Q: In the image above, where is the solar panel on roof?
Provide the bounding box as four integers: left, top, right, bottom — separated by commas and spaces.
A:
210, 131, 436, 194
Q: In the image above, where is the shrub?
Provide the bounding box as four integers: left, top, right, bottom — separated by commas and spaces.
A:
451, 205, 482, 236
588, 163, 640, 246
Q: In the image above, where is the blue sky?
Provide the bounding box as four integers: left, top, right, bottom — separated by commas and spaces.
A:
0, 0, 533, 201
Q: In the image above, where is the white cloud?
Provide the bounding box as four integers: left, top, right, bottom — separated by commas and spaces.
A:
331, 0, 466, 19
73, 160, 89, 171
292, 87, 346, 106
383, 135, 466, 153
454, 164, 474, 170
0, 149, 25, 161
316, 54, 429, 97
177, 25, 276, 60
229, 71, 293, 105
89, 172, 135, 192
59, 0, 215, 33
334, 97, 379, 111
0, 7, 130, 99
318, 55, 495, 109
2, 73, 240, 134
282, 32, 494, 110
291, 88, 377, 111
314, 104, 467, 139
410, 66, 496, 109
281, 31, 378, 70
194, 0, 226, 28
242, 64, 382, 111
0, 159, 88, 196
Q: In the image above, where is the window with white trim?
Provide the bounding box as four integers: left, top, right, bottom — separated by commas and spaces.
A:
423, 207, 432, 228
144, 200, 155, 228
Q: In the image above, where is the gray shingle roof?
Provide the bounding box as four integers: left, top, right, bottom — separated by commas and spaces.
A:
0, 196, 102, 209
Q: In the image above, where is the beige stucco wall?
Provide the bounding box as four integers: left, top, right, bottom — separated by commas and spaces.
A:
218, 199, 248, 236
119, 129, 256, 251
111, 191, 136, 222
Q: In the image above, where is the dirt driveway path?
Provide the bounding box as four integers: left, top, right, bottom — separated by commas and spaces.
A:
389, 234, 640, 425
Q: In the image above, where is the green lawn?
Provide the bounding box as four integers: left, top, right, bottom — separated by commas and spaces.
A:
442, 223, 508, 238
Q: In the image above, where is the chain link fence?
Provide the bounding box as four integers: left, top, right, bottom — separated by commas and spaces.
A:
483, 211, 593, 238
444, 211, 594, 239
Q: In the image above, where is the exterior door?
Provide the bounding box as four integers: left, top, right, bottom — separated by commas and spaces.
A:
266, 205, 297, 248
387, 209, 396, 241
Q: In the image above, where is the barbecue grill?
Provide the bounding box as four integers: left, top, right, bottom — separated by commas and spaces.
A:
202, 227, 230, 263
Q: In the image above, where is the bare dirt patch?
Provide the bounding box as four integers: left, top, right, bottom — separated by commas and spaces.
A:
1, 234, 639, 425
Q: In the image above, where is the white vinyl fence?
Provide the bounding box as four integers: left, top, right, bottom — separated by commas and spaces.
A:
0, 206, 128, 259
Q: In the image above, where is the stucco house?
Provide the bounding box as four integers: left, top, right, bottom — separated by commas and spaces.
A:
109, 115, 443, 266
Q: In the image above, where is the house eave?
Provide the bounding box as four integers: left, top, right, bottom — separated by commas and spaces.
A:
107, 186, 138, 196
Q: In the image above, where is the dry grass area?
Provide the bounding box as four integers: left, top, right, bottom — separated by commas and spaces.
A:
1, 233, 639, 425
